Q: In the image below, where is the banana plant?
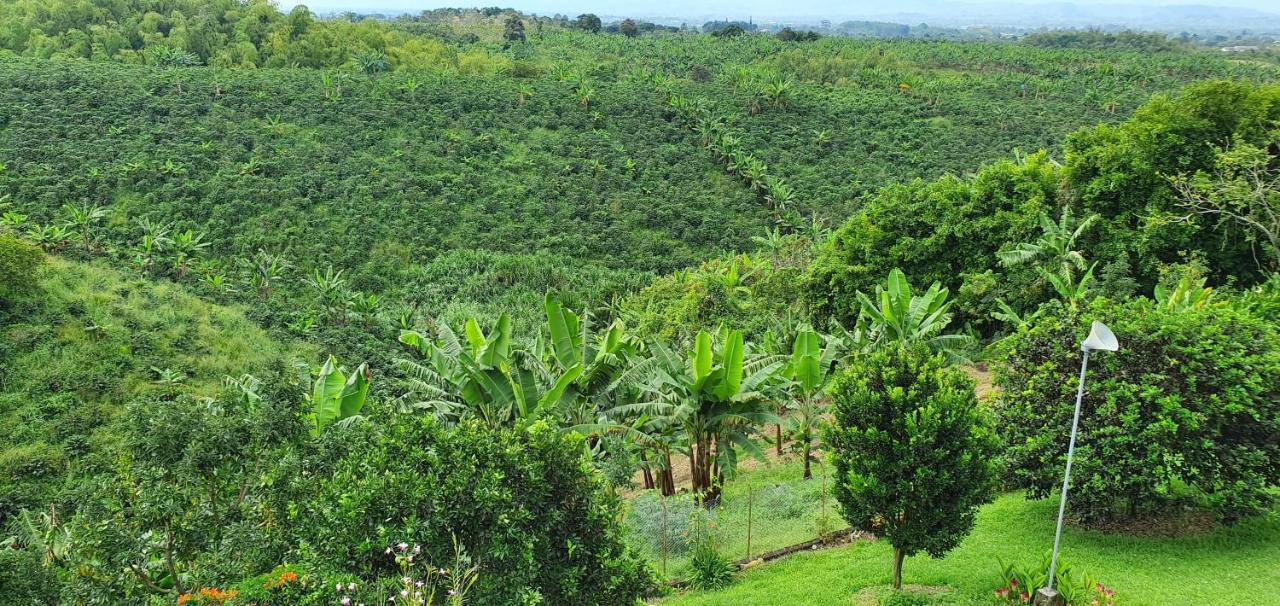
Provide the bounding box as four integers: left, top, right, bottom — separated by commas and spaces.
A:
1154, 273, 1223, 312
782, 325, 845, 479
398, 313, 580, 428
308, 355, 371, 435
626, 329, 782, 503
856, 268, 976, 362
544, 293, 636, 422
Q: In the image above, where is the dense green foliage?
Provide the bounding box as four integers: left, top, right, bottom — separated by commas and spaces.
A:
993, 298, 1280, 523
824, 346, 998, 589
2, 4, 1279, 604
0, 232, 42, 302
809, 80, 1280, 332
292, 418, 653, 605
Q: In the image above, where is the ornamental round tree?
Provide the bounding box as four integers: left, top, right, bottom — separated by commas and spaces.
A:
823, 345, 998, 589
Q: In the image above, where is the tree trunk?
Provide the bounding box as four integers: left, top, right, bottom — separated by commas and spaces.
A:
802, 436, 812, 480
892, 546, 905, 590
775, 423, 783, 456
659, 448, 675, 496
640, 451, 655, 491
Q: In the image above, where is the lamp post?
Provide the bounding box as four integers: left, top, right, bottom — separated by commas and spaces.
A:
1034, 321, 1118, 606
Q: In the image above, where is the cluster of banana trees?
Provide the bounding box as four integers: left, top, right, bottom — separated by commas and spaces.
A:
392, 265, 975, 502
663, 86, 798, 229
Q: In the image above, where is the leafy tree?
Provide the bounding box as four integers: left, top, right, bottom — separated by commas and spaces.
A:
1169, 138, 1280, 272
502, 15, 526, 44
574, 14, 602, 33
808, 153, 1057, 330
294, 418, 654, 605
619, 19, 639, 38
824, 345, 998, 589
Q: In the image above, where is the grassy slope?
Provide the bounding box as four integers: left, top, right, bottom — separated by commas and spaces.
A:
0, 257, 304, 520
658, 483, 1280, 606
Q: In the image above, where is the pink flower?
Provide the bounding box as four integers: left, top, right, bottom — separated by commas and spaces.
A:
995, 588, 1009, 598
398, 542, 408, 552
1020, 592, 1030, 603
1010, 579, 1018, 588
342, 598, 351, 606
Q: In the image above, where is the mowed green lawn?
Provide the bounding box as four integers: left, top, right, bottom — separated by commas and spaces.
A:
658, 488, 1280, 606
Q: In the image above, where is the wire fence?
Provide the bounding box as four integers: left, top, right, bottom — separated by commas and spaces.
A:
622, 457, 849, 579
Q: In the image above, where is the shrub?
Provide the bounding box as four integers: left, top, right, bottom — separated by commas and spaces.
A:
0, 547, 59, 605
684, 508, 735, 590
993, 298, 1280, 523
823, 345, 998, 589
994, 554, 1116, 606
0, 233, 42, 302
294, 418, 654, 606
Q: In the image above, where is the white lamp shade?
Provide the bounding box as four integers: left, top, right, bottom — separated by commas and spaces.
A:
1081, 321, 1119, 352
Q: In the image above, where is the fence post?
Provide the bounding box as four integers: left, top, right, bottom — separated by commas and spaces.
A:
659, 489, 668, 578
820, 454, 827, 531
746, 482, 753, 561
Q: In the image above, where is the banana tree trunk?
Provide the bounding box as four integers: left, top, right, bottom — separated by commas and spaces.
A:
640, 450, 655, 491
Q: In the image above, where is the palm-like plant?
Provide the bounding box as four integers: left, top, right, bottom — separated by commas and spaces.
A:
997, 207, 1098, 280
169, 229, 209, 278
307, 266, 350, 323
398, 314, 580, 428
782, 325, 844, 479
61, 203, 107, 252
516, 83, 534, 107
624, 329, 782, 503
307, 355, 371, 435
133, 217, 172, 273
856, 269, 976, 361
1154, 273, 1223, 312
240, 249, 290, 299
1039, 262, 1096, 311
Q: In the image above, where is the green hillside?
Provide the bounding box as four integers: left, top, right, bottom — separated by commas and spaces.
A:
0, 255, 303, 521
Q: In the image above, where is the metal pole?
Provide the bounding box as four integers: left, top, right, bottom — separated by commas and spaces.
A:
1047, 348, 1090, 591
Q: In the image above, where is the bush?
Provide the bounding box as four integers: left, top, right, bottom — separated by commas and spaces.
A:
294, 417, 654, 606
993, 298, 1280, 523
0, 547, 59, 605
824, 345, 998, 589
0, 233, 42, 302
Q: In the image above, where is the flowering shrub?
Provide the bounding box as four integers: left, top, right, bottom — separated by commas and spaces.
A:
178, 587, 239, 605
994, 555, 1115, 606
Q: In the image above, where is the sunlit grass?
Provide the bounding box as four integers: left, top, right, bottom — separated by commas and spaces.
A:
657, 466, 1280, 606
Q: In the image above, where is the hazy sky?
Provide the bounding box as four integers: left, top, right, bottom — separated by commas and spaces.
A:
278, 0, 1280, 18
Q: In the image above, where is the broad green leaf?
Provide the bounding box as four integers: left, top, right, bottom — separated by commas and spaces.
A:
545, 293, 581, 368
693, 330, 713, 381
311, 355, 346, 432
338, 362, 371, 418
